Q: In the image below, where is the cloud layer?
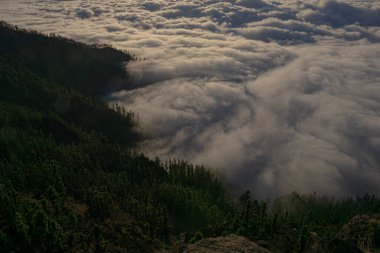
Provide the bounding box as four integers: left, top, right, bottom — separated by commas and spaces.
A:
1, 0, 380, 198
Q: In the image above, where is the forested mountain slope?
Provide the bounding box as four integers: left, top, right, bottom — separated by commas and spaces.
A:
0, 22, 232, 252
0, 21, 133, 96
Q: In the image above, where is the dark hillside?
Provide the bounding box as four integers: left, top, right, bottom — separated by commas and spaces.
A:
0, 53, 138, 147
0, 22, 233, 252
0, 21, 133, 96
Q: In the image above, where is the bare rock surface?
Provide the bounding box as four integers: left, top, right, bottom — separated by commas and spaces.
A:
182, 234, 272, 253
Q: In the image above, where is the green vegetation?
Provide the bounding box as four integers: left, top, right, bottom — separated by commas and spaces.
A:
0, 22, 231, 252
229, 191, 380, 252
0, 21, 135, 96
1, 21, 380, 253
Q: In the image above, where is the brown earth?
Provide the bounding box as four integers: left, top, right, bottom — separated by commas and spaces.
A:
182, 234, 272, 253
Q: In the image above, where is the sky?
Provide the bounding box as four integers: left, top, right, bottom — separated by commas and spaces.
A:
1, 0, 380, 198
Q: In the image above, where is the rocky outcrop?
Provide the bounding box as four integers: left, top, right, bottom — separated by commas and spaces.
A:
182, 234, 272, 253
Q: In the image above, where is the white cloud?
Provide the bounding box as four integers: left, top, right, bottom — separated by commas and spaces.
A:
1, 0, 380, 198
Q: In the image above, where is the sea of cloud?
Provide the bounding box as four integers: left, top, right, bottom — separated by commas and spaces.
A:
1, 0, 380, 198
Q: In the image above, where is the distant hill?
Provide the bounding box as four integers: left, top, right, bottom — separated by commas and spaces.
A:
0, 21, 134, 96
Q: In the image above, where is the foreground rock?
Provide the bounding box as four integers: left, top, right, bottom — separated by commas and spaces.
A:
182, 234, 272, 253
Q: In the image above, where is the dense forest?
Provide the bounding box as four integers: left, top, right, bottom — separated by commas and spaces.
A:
0, 21, 380, 253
